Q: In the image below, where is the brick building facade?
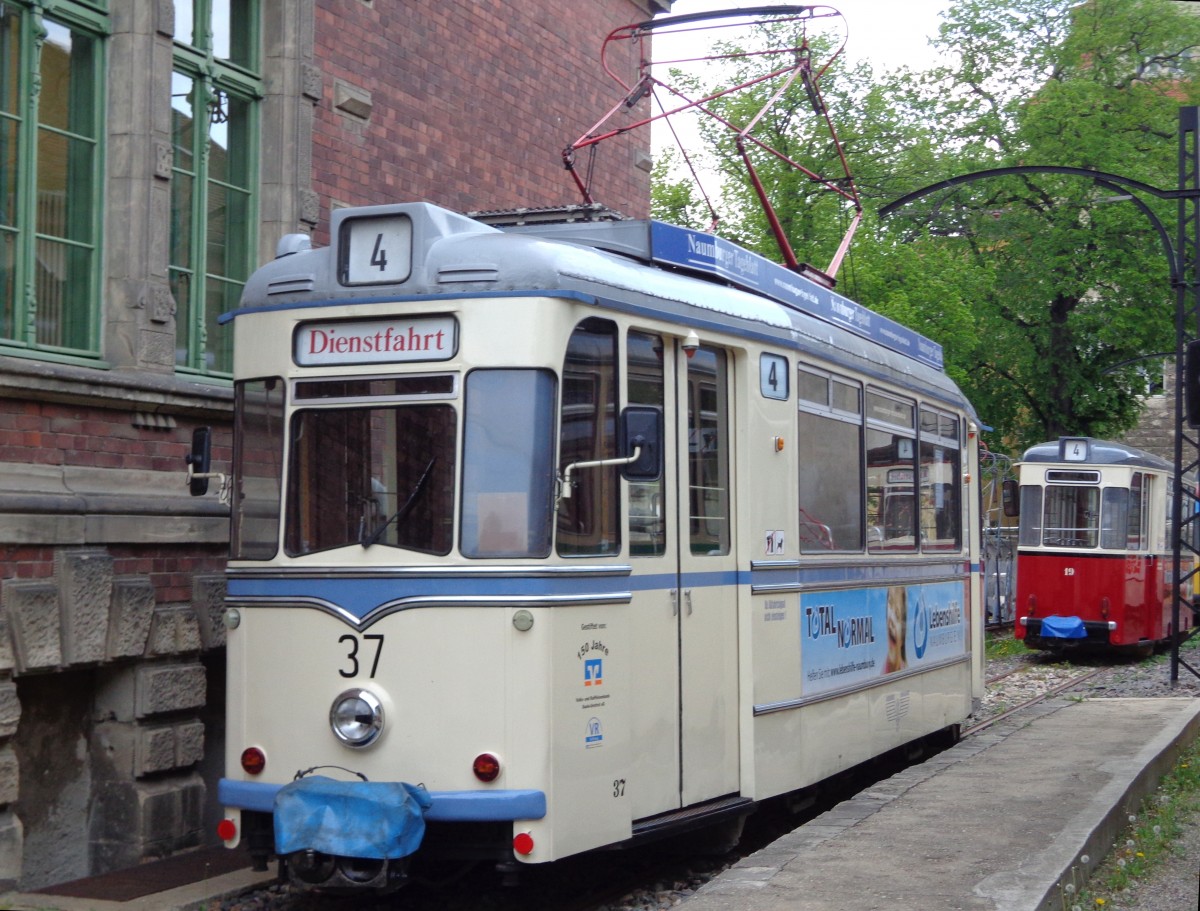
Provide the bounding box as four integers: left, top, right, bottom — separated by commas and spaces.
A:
0, 0, 666, 890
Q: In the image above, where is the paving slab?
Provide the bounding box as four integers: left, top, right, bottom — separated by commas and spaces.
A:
680, 697, 1200, 911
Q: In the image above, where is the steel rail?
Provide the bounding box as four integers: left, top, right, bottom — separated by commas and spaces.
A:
965, 667, 1107, 737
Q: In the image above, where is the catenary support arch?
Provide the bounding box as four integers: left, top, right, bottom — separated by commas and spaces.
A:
878, 111, 1200, 684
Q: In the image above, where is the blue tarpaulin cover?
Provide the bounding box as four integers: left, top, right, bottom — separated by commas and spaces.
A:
274, 776, 432, 859
1039, 615, 1087, 639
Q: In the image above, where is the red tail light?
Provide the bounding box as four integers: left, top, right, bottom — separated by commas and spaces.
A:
513, 832, 534, 856
473, 752, 501, 782
216, 818, 237, 841
241, 747, 266, 775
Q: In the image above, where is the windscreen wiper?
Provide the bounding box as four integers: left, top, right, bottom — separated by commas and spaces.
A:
361, 456, 437, 548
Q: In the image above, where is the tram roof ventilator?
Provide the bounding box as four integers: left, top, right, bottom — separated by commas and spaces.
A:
468, 204, 661, 266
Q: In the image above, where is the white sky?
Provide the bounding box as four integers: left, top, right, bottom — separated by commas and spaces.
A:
655, 1, 953, 73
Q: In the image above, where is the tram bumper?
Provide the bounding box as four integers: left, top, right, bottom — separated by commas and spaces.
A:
1036, 615, 1087, 641
1022, 614, 1114, 649
274, 776, 432, 890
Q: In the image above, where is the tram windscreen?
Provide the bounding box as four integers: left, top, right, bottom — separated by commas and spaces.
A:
285, 404, 456, 556
1040, 485, 1100, 548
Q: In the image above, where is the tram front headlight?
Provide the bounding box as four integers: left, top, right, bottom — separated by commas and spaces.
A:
329, 689, 384, 748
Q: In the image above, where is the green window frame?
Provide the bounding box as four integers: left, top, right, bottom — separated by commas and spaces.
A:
170, 0, 261, 377
1, 1, 107, 362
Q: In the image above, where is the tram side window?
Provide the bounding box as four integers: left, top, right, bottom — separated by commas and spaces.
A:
558, 319, 620, 557
797, 368, 863, 551
231, 377, 284, 560
461, 369, 556, 558
866, 391, 917, 552
628, 331, 666, 556
688, 347, 730, 555
919, 408, 961, 551
1129, 472, 1149, 550
1042, 485, 1100, 548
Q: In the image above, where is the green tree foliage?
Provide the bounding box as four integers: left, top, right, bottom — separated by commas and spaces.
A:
650, 0, 1200, 451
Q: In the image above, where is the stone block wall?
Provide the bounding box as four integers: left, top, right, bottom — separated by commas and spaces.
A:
0, 550, 227, 890
1118, 361, 1175, 463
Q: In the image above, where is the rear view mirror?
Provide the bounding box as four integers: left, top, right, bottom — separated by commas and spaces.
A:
620, 406, 663, 481
1001, 478, 1019, 518
187, 427, 212, 496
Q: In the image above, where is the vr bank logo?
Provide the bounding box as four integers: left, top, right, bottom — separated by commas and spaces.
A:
585, 717, 603, 748
584, 658, 603, 686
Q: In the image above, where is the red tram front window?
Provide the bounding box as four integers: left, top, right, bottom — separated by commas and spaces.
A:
1041, 485, 1100, 548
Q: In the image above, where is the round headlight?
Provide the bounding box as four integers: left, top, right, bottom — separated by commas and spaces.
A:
329, 689, 384, 748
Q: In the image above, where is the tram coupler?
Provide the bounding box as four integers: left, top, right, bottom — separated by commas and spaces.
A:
284, 849, 410, 893
495, 858, 522, 887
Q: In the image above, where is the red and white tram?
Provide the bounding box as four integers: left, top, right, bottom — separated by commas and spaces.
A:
1011, 437, 1195, 655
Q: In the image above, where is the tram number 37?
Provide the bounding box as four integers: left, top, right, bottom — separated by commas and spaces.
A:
338, 634, 385, 678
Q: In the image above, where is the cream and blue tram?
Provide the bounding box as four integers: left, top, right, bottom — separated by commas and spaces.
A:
199, 202, 984, 891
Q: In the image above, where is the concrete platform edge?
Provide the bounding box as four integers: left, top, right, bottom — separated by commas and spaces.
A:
682, 697, 1200, 911
1029, 697, 1200, 911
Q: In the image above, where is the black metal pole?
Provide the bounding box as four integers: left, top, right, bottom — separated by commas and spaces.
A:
1172, 106, 1200, 687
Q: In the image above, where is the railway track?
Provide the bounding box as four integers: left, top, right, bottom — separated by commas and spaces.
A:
965, 665, 1107, 736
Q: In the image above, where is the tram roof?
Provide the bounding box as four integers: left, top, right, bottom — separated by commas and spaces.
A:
231, 202, 969, 412
1019, 437, 1173, 471
489, 213, 945, 371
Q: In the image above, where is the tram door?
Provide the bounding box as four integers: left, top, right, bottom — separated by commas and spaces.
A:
625, 335, 739, 821
676, 345, 739, 805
